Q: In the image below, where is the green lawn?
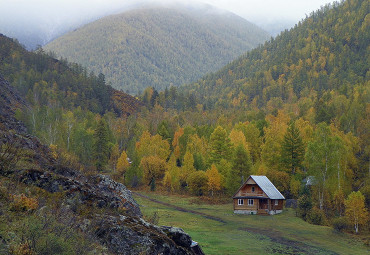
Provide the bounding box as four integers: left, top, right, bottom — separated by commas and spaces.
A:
133, 192, 368, 255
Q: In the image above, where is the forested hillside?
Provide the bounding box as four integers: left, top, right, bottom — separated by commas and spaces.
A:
0, 34, 141, 167
44, 5, 270, 94
185, 0, 368, 119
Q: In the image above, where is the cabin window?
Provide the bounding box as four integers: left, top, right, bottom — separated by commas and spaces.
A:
248, 199, 254, 205
238, 199, 244, 205
275, 200, 278, 205
251, 187, 255, 193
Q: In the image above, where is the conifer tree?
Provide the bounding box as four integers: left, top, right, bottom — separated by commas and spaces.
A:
281, 122, 305, 175
232, 144, 252, 185
181, 150, 196, 181
209, 126, 232, 165
206, 164, 222, 196
94, 119, 110, 171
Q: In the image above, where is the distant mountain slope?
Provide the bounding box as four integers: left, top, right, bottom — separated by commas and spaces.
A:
182, 0, 369, 116
0, 34, 141, 117
44, 6, 270, 94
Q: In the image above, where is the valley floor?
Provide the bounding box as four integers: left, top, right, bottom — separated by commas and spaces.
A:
133, 192, 369, 255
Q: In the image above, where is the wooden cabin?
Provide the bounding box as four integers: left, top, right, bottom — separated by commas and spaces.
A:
233, 175, 285, 215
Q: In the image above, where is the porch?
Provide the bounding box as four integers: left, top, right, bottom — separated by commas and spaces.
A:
257, 198, 269, 215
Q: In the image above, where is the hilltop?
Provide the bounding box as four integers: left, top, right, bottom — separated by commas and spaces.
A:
44, 5, 270, 94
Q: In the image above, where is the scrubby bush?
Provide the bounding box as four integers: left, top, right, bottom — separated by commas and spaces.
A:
187, 171, 208, 196
306, 207, 327, 225
10, 194, 38, 212
332, 217, 348, 232
297, 194, 312, 220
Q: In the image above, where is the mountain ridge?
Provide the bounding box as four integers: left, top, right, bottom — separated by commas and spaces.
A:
44, 5, 270, 94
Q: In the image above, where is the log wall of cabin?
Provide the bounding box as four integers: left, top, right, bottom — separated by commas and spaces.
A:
269, 199, 284, 210
235, 184, 266, 197
233, 198, 258, 210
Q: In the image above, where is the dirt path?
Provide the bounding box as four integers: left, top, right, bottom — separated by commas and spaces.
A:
133, 192, 226, 223
134, 192, 339, 255
238, 226, 339, 255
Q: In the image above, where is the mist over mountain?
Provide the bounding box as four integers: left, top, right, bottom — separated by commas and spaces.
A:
0, 0, 332, 50
44, 5, 270, 94
0, 0, 147, 50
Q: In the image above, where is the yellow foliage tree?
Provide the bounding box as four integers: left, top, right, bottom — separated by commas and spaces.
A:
229, 129, 248, 151
345, 191, 368, 234
181, 150, 196, 182
256, 162, 268, 175
164, 154, 180, 193
261, 110, 290, 169
206, 164, 221, 196
163, 170, 172, 192
172, 127, 184, 159
136, 131, 170, 161
116, 150, 130, 175
140, 155, 167, 187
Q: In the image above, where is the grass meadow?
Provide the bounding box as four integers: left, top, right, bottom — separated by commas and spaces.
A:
133, 192, 369, 255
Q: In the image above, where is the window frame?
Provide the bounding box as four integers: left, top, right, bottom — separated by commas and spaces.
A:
248, 199, 254, 205
251, 186, 255, 193
275, 199, 279, 206
238, 199, 244, 205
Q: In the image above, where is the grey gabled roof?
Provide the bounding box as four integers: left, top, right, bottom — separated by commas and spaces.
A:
250, 175, 285, 199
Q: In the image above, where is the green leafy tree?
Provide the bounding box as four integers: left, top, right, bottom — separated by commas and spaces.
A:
305, 123, 344, 209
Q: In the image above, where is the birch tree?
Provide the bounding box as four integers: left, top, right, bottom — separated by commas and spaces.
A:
305, 123, 344, 209
345, 191, 368, 234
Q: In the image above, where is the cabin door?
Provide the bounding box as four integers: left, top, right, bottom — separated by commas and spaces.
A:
259, 199, 268, 209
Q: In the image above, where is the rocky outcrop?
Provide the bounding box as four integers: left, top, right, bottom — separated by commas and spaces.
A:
19, 169, 141, 217
161, 226, 193, 248
93, 215, 194, 255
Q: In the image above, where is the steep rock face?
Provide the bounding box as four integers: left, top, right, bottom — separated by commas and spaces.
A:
0, 73, 197, 254
0, 74, 27, 132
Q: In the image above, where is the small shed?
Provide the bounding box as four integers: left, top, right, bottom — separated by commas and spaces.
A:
233, 175, 285, 215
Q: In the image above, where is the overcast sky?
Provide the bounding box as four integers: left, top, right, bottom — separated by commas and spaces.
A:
204, 0, 334, 22
0, 0, 335, 22
0, 0, 335, 48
